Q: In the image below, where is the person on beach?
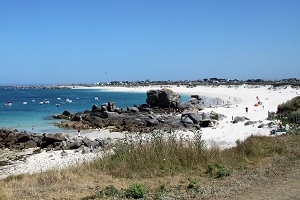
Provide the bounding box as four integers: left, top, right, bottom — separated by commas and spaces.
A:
245, 107, 248, 113
279, 121, 283, 129
77, 127, 81, 137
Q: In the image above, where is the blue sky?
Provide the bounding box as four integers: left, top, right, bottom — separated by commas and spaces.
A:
0, 0, 299, 85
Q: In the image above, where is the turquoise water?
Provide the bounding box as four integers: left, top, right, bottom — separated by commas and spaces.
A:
0, 88, 190, 133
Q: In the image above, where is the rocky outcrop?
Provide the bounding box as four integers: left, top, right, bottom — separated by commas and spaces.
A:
53, 110, 74, 119
179, 97, 205, 112
16, 132, 31, 143
233, 116, 250, 123
180, 111, 224, 128
0, 129, 112, 151
51, 89, 226, 134
244, 121, 257, 126
181, 113, 202, 124
52, 89, 183, 132
210, 111, 226, 121
146, 88, 181, 108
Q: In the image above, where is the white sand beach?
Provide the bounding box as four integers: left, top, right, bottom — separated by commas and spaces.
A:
92, 84, 299, 146
1, 84, 299, 179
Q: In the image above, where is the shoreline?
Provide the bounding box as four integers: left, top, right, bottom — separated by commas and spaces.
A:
1, 84, 299, 179
64, 84, 300, 147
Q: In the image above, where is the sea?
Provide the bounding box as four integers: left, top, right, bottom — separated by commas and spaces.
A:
0, 88, 191, 134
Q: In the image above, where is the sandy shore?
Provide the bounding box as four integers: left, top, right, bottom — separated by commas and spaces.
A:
88, 84, 299, 146
1, 84, 299, 179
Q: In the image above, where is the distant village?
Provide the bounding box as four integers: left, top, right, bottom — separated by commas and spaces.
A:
97, 77, 300, 87
1, 77, 300, 89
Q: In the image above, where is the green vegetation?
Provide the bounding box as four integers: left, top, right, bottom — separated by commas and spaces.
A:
0, 131, 299, 199
206, 163, 231, 178
277, 96, 300, 124
187, 177, 198, 189
98, 185, 121, 199
277, 96, 300, 114
92, 131, 207, 178
124, 183, 147, 199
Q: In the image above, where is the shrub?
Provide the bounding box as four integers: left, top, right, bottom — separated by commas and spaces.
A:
277, 96, 300, 113
206, 164, 231, 178
187, 177, 198, 189
217, 164, 231, 178
206, 163, 216, 176
159, 182, 167, 193
98, 185, 121, 198
125, 183, 147, 199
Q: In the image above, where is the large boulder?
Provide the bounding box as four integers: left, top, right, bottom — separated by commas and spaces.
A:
210, 112, 226, 121
89, 140, 101, 149
72, 113, 82, 121
201, 112, 211, 120
146, 88, 181, 108
7, 133, 18, 144
181, 113, 202, 124
67, 139, 83, 149
146, 118, 159, 126
92, 105, 101, 112
42, 133, 69, 142
53, 110, 73, 119
107, 102, 116, 112
16, 132, 31, 142
181, 116, 194, 124
25, 140, 38, 148
233, 116, 250, 123
244, 121, 257, 126
62, 110, 72, 116
86, 116, 103, 123
179, 98, 205, 112
146, 90, 159, 105
127, 106, 140, 113
191, 95, 202, 100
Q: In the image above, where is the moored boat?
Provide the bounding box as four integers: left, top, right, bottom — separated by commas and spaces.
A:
5, 101, 13, 106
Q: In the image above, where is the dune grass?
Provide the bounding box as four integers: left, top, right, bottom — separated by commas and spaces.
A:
0, 131, 299, 199
277, 96, 300, 114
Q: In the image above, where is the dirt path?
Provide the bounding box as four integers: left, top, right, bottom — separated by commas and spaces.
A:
231, 160, 300, 200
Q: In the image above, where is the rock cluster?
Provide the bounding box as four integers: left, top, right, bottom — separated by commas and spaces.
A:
53, 89, 224, 132
0, 129, 109, 151
179, 97, 205, 112
146, 88, 181, 108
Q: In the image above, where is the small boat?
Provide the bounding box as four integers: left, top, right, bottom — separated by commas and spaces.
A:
56, 103, 60, 107
66, 99, 72, 103
57, 97, 61, 100
23, 102, 28, 105
32, 99, 35, 102
43, 99, 50, 104
95, 97, 98, 100
5, 101, 13, 106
